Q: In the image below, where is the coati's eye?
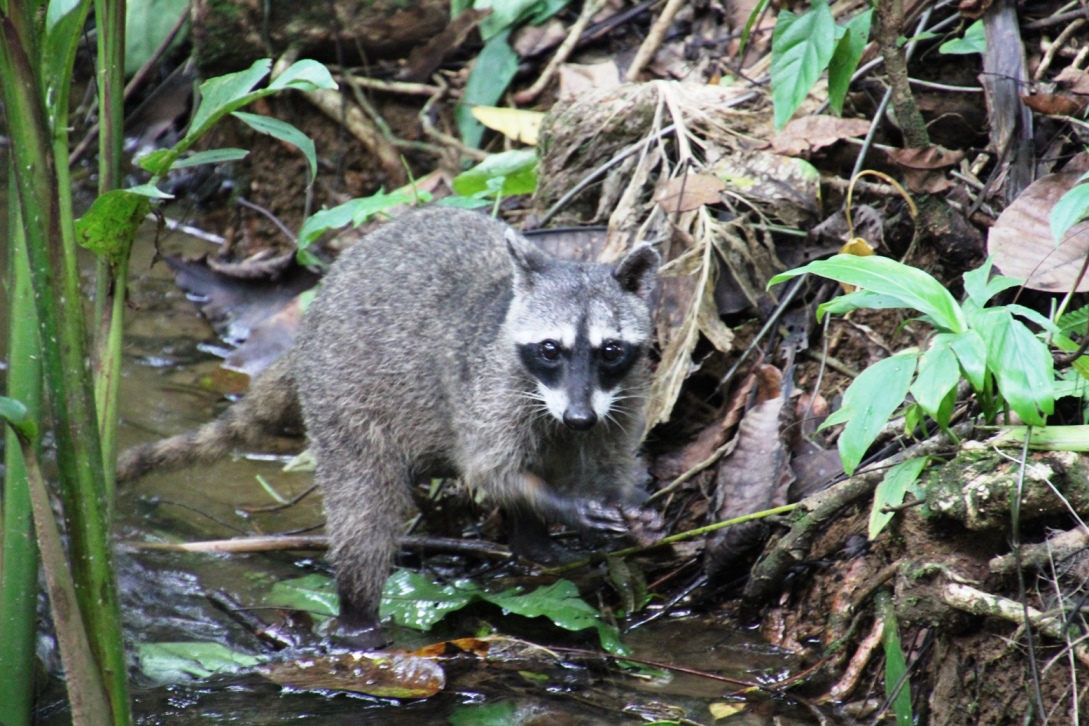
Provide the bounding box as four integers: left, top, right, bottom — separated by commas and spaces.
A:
601, 341, 625, 363
539, 340, 561, 361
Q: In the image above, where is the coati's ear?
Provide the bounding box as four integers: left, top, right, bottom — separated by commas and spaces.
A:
504, 229, 550, 289
613, 245, 660, 299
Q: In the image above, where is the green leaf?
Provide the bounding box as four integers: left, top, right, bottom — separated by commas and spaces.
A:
297, 186, 432, 264
125, 0, 189, 76
739, 0, 773, 55
480, 580, 627, 655
910, 338, 960, 423
436, 196, 492, 209
1052, 176, 1089, 243
975, 309, 1055, 425
126, 183, 174, 199
137, 149, 175, 176
772, 254, 967, 333
939, 20, 986, 55
770, 1, 837, 129
880, 600, 914, 725
948, 329, 987, 391
457, 30, 519, 148
171, 148, 250, 169
827, 9, 872, 115
136, 642, 264, 684
869, 457, 927, 540
265, 573, 340, 617
962, 256, 1023, 308
74, 190, 151, 269
0, 396, 37, 440
188, 59, 272, 141
232, 111, 317, 185
42, 0, 90, 134
475, 0, 544, 40
821, 351, 918, 475
817, 290, 918, 320
452, 148, 538, 198
449, 703, 519, 726
380, 570, 477, 630
268, 59, 338, 92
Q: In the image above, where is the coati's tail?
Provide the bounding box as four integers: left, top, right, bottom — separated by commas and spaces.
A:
116, 356, 301, 482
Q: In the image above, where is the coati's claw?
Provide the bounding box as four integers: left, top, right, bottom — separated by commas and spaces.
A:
574, 499, 630, 534
620, 504, 667, 547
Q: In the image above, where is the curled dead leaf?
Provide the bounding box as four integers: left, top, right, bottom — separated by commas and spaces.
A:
653, 173, 726, 213
888, 146, 965, 194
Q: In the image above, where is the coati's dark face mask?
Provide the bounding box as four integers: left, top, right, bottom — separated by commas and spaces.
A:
502, 230, 659, 431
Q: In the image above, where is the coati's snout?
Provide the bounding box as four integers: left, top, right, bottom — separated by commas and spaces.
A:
517, 333, 643, 430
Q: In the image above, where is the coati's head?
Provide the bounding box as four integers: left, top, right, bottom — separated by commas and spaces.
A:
503, 230, 660, 431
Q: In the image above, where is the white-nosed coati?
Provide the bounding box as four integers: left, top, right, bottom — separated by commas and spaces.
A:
118, 208, 660, 646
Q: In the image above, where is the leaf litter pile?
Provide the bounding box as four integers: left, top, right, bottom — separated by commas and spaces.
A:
114, 0, 1089, 722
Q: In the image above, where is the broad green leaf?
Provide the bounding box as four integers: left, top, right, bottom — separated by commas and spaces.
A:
43, 0, 90, 134
962, 256, 1024, 308
0, 396, 37, 440
265, 573, 339, 617
449, 703, 520, 726
126, 183, 174, 199
869, 457, 927, 540
452, 148, 538, 198
948, 329, 987, 391
137, 149, 175, 176
976, 310, 1054, 425
881, 601, 914, 725
480, 580, 627, 655
939, 19, 985, 55
233, 111, 317, 184
1052, 177, 1089, 243
171, 148, 249, 169
910, 339, 959, 423
771, 255, 967, 333
187, 59, 272, 141
74, 190, 151, 269
770, 1, 837, 129
1003, 303, 1060, 334
827, 9, 872, 115
137, 642, 264, 684
380, 570, 477, 630
475, 0, 544, 39
268, 59, 338, 91
457, 30, 519, 148
821, 351, 918, 475
297, 186, 432, 263
817, 290, 920, 320
125, 0, 189, 76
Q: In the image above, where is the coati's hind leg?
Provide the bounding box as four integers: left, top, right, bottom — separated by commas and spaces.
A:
315, 444, 412, 648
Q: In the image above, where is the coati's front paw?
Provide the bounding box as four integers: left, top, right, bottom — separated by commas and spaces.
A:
619, 503, 666, 547
573, 499, 631, 535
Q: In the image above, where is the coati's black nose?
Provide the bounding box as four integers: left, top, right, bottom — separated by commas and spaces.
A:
563, 408, 597, 430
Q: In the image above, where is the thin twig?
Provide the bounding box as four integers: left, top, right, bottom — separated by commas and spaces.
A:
514, 0, 606, 105
624, 0, 686, 82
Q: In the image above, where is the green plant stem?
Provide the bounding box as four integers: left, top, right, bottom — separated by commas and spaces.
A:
546, 504, 800, 574
91, 0, 128, 485
0, 3, 131, 722
0, 202, 43, 726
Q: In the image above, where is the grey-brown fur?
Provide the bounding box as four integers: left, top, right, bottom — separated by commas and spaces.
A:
117, 207, 659, 645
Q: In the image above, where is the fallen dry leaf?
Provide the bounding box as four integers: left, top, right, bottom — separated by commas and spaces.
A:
470, 106, 543, 146
887, 146, 964, 194
770, 115, 872, 156
988, 171, 1089, 292
260, 650, 445, 698
653, 173, 726, 213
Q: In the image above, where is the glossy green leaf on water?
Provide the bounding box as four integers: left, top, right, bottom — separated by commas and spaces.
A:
381, 570, 477, 630
136, 642, 264, 684
233, 111, 318, 184
869, 457, 927, 540
770, 1, 836, 129
772, 254, 967, 333
820, 351, 918, 475
827, 9, 872, 116
452, 148, 538, 198
265, 573, 340, 618
483, 580, 627, 655
74, 190, 151, 269
449, 702, 519, 726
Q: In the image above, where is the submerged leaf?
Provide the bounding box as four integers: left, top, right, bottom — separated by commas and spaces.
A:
260, 651, 445, 698
137, 642, 264, 684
